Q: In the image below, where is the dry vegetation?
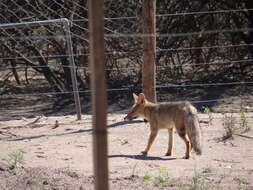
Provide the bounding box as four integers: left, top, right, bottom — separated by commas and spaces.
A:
0, 98, 253, 189
1, 0, 253, 189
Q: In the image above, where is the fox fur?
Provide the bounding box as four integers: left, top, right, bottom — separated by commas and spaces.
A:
124, 93, 202, 159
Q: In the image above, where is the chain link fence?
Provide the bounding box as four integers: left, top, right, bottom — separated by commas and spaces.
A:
0, 1, 253, 190
0, 0, 253, 120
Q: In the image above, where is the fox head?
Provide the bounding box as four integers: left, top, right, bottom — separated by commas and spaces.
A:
124, 93, 146, 121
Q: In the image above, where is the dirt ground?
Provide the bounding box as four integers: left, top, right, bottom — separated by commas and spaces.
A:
0, 109, 253, 189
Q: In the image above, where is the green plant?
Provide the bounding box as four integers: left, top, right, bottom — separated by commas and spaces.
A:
121, 139, 129, 145
192, 74, 200, 81
222, 113, 236, 141
192, 73, 208, 81
63, 167, 79, 178
201, 167, 212, 174
234, 177, 250, 190
30, 176, 48, 188
202, 106, 213, 125
189, 175, 202, 190
240, 111, 251, 132
142, 173, 152, 182
238, 184, 251, 190
142, 168, 171, 185
7, 149, 25, 167
187, 171, 211, 190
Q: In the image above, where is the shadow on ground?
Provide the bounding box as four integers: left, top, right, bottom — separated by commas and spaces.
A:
0, 120, 144, 141
108, 154, 176, 161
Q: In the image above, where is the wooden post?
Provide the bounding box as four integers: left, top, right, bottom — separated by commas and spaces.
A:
88, 1, 109, 190
142, 0, 157, 103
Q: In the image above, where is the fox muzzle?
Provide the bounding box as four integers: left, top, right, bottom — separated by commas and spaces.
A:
124, 115, 138, 121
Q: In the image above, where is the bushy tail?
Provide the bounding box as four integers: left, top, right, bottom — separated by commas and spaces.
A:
184, 105, 202, 155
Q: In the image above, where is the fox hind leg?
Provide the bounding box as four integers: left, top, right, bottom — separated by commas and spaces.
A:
177, 129, 192, 159
165, 128, 174, 156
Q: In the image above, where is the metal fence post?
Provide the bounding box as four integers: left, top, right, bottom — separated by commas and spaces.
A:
62, 19, 82, 120
0, 19, 82, 120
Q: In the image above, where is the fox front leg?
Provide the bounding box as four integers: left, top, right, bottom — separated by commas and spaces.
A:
141, 129, 158, 155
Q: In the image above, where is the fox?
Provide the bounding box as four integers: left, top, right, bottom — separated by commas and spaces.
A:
124, 93, 202, 159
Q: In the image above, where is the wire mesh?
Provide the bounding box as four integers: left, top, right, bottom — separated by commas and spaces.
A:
0, 2, 253, 189
0, 0, 253, 119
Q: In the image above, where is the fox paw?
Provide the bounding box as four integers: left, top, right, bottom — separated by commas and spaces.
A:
141, 151, 148, 155
165, 152, 172, 156
183, 155, 190, 159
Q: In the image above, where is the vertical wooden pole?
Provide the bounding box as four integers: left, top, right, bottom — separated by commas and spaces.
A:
88, 1, 109, 190
142, 0, 157, 103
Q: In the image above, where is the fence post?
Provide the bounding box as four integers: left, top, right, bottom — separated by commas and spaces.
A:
0, 19, 82, 120
88, 1, 109, 190
142, 0, 157, 103
63, 19, 82, 120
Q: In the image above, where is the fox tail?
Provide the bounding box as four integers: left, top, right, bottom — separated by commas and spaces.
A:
184, 105, 202, 155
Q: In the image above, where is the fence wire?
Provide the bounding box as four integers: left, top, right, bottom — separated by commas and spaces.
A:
0, 0, 253, 118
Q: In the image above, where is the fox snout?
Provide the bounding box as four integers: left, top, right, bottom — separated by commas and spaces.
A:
124, 115, 133, 121
125, 93, 146, 121
124, 114, 137, 121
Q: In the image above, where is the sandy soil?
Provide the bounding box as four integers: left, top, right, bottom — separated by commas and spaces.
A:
0, 111, 253, 189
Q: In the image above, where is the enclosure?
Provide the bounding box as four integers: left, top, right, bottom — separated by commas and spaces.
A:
0, 0, 253, 189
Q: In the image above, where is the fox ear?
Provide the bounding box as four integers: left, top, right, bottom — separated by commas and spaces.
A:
137, 93, 146, 104
133, 93, 138, 103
